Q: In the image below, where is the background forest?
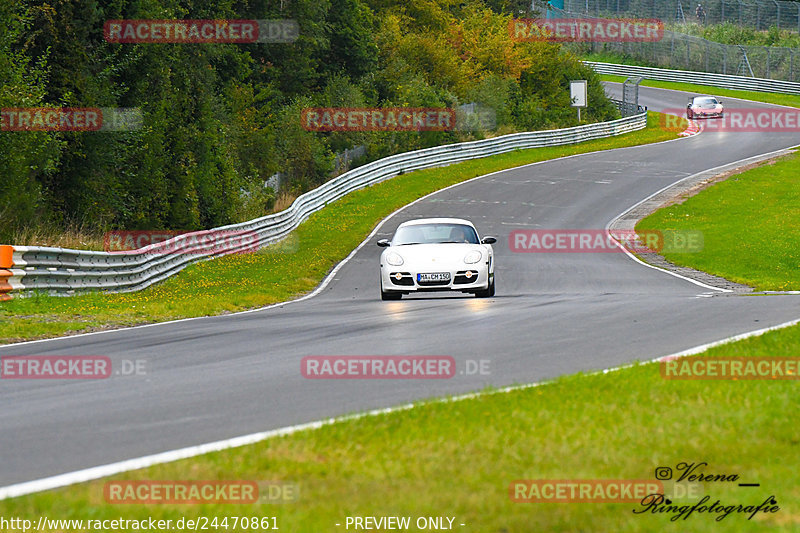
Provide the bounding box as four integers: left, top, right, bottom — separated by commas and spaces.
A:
0, 0, 617, 244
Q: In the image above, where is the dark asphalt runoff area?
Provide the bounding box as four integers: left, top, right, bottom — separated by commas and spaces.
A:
1, 83, 798, 486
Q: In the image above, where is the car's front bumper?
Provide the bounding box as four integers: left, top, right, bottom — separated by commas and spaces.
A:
381, 267, 491, 293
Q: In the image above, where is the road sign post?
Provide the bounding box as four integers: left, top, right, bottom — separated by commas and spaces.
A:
570, 80, 587, 122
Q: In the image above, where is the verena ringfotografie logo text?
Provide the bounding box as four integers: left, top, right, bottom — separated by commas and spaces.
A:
302, 356, 456, 379
510, 18, 663, 42
104, 19, 298, 43
104, 230, 259, 255
509, 229, 703, 253
301, 108, 455, 132
1, 108, 142, 131
660, 356, 800, 380
663, 108, 800, 132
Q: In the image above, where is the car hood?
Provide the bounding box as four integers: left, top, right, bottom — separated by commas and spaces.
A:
386, 243, 489, 263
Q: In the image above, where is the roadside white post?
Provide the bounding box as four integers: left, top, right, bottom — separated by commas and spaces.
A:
570, 80, 588, 122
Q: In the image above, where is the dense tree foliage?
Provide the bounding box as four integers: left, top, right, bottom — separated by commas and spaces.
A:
0, 0, 617, 242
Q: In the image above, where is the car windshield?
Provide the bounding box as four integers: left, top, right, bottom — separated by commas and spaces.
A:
694, 97, 718, 107
393, 223, 479, 245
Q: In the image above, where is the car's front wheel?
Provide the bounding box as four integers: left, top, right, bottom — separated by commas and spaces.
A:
474, 276, 495, 298
686, 109, 693, 119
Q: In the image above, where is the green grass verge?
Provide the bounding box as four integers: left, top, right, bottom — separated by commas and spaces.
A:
2, 315, 798, 532
0, 112, 680, 345
637, 152, 800, 291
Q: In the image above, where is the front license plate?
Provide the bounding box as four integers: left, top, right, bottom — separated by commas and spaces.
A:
418, 272, 451, 282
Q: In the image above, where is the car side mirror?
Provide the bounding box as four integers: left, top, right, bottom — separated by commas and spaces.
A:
377, 239, 391, 247
481, 236, 497, 244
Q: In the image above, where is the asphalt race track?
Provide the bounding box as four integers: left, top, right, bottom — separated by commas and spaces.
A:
1, 84, 798, 487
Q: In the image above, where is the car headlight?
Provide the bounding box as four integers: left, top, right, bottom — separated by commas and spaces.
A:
464, 250, 482, 264
386, 252, 404, 266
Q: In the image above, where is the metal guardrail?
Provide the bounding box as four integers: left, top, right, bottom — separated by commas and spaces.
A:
609, 97, 646, 115
543, 2, 800, 82
0, 111, 647, 300
585, 61, 800, 93
577, 29, 800, 82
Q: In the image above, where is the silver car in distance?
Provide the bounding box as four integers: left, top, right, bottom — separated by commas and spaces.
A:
377, 218, 496, 300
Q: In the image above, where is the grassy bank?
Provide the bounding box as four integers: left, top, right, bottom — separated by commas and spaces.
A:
637, 151, 800, 291
0, 112, 680, 345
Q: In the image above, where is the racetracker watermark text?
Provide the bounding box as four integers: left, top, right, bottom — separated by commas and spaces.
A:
301, 108, 456, 132
103, 481, 297, 504
104, 230, 259, 255
0, 356, 146, 379
660, 356, 800, 380
663, 108, 800, 132
510, 480, 664, 503
104, 19, 298, 43
509, 229, 702, 253
301, 356, 466, 379
510, 18, 663, 42
1, 108, 142, 131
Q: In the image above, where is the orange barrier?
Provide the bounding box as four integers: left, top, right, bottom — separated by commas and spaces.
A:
0, 268, 12, 301
1, 246, 15, 300
0, 245, 12, 268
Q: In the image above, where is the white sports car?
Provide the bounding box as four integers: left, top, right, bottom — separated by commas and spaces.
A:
378, 218, 496, 300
